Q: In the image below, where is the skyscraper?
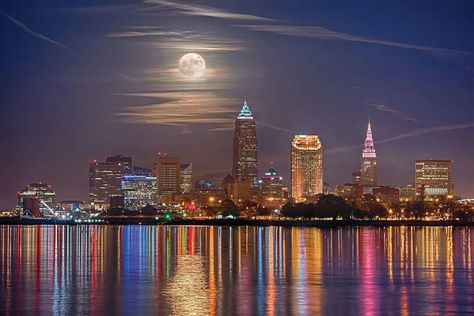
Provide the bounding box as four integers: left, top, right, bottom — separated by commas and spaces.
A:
415, 160, 453, 200
180, 163, 193, 194
360, 120, 377, 188
232, 101, 258, 187
154, 155, 180, 202
89, 160, 125, 210
106, 155, 132, 174
291, 135, 323, 202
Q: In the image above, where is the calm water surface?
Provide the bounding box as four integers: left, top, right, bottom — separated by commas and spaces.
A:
1, 225, 473, 315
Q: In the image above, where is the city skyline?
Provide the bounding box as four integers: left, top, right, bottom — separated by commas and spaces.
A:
1, 0, 474, 208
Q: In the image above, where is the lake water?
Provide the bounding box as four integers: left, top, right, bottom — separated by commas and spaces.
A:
1, 225, 473, 315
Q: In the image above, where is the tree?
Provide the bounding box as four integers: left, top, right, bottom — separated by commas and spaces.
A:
220, 199, 239, 218
315, 194, 353, 219
368, 204, 388, 219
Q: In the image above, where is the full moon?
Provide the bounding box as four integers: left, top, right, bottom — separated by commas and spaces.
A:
178, 53, 206, 78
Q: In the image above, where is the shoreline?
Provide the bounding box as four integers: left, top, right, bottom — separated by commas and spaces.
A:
1, 217, 474, 227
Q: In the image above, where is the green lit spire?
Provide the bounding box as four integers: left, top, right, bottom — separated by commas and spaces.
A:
237, 101, 253, 119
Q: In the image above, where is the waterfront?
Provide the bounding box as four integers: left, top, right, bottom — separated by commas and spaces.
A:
1, 225, 474, 315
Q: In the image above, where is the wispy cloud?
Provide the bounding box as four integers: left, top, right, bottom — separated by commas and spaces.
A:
239, 24, 472, 59
327, 121, 474, 154
365, 101, 419, 122
0, 10, 136, 81
0, 10, 67, 48
144, 0, 272, 21
117, 91, 293, 134
117, 91, 238, 130
108, 27, 247, 52
378, 122, 474, 144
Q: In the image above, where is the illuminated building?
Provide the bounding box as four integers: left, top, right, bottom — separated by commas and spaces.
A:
227, 179, 252, 202
335, 183, 358, 202
291, 135, 323, 202
352, 171, 361, 185
59, 200, 85, 212
89, 160, 125, 210
106, 155, 132, 174
261, 168, 283, 198
194, 179, 216, 190
372, 186, 400, 206
415, 160, 453, 200
121, 175, 158, 210
17, 183, 56, 215
232, 101, 258, 187
360, 120, 377, 189
133, 166, 153, 176
261, 168, 284, 206
180, 163, 193, 194
398, 184, 416, 202
154, 155, 180, 202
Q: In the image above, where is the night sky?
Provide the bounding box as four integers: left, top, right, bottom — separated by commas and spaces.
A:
1, 0, 474, 208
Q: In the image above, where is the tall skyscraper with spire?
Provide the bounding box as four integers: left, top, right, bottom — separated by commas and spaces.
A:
360, 119, 377, 188
232, 101, 258, 186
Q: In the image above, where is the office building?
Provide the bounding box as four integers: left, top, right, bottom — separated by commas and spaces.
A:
360, 120, 377, 188
233, 101, 258, 186
291, 135, 323, 202
121, 175, 158, 210
89, 160, 125, 210
106, 155, 132, 174
17, 183, 56, 216
154, 155, 180, 202
180, 163, 193, 194
415, 160, 453, 200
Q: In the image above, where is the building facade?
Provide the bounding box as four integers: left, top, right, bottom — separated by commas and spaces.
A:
415, 160, 453, 200
232, 101, 258, 187
261, 168, 284, 206
18, 183, 56, 216
372, 186, 400, 206
360, 120, 377, 188
180, 163, 193, 194
89, 161, 125, 210
291, 135, 323, 202
106, 155, 132, 174
399, 184, 416, 202
121, 175, 158, 210
154, 155, 180, 202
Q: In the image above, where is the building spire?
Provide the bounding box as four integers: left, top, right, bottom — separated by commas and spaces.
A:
237, 100, 253, 119
363, 118, 376, 158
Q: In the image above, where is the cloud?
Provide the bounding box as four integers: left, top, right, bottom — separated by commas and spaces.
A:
108, 28, 247, 52
365, 101, 419, 122
377, 122, 474, 144
0, 10, 137, 81
144, 0, 272, 21
239, 24, 472, 59
326, 121, 474, 154
116, 91, 238, 129
0, 10, 67, 48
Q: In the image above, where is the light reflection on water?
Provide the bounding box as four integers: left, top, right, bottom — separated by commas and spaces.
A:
1, 225, 473, 315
